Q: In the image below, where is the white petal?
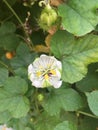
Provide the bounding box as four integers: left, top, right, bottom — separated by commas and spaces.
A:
29, 73, 35, 82
56, 60, 62, 70
33, 58, 40, 68
32, 79, 44, 88
40, 54, 51, 68
55, 69, 61, 79
49, 77, 62, 88
28, 64, 35, 74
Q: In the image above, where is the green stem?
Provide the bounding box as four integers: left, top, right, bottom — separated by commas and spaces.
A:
77, 111, 98, 119
3, 0, 23, 26
0, 60, 15, 75
3, 0, 34, 51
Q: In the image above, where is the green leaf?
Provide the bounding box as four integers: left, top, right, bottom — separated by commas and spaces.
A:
0, 111, 12, 124
15, 67, 28, 80
51, 31, 98, 83
34, 112, 60, 130
11, 43, 37, 69
0, 76, 30, 118
58, 1, 98, 36
42, 88, 84, 116
0, 22, 16, 35
76, 63, 98, 92
0, 68, 8, 86
0, 22, 19, 51
78, 116, 98, 130
54, 121, 77, 130
86, 91, 98, 116
4, 76, 28, 94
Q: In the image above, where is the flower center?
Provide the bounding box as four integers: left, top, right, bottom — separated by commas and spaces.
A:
44, 74, 49, 80
36, 68, 56, 79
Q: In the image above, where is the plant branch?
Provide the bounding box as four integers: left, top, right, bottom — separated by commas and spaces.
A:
3, 0, 23, 26
77, 111, 98, 119
3, 0, 34, 51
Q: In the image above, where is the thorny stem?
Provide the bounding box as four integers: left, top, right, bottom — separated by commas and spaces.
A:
0, 60, 15, 75
77, 111, 98, 119
3, 0, 34, 51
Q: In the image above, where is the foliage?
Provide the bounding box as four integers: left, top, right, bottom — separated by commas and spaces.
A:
0, 0, 98, 130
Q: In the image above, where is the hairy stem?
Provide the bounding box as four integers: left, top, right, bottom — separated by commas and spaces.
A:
3, 0, 34, 51
77, 111, 98, 119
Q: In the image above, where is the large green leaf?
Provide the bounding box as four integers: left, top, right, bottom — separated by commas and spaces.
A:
42, 88, 84, 116
0, 68, 8, 86
86, 91, 98, 116
0, 22, 19, 50
58, 1, 98, 36
51, 31, 98, 83
0, 76, 30, 118
54, 121, 77, 130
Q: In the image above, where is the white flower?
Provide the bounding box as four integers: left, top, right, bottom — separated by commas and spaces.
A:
0, 124, 13, 130
28, 54, 62, 88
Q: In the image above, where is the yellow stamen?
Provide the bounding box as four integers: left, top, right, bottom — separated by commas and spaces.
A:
44, 74, 49, 80
50, 70, 56, 75
36, 71, 41, 77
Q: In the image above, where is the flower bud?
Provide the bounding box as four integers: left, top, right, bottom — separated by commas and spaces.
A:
37, 94, 44, 101
39, 5, 58, 31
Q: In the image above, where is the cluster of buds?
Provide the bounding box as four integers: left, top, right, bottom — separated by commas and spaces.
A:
38, 3, 58, 31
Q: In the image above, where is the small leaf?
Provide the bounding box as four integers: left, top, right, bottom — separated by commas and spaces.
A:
42, 88, 84, 116
54, 121, 77, 130
0, 22, 19, 51
58, 1, 98, 36
86, 91, 98, 116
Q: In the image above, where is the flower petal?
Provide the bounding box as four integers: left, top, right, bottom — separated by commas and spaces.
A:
28, 64, 35, 74
32, 79, 44, 88
49, 77, 62, 88
55, 69, 61, 79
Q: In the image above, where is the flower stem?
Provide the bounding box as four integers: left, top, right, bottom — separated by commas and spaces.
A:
3, 0, 34, 51
77, 111, 98, 119
3, 0, 23, 26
